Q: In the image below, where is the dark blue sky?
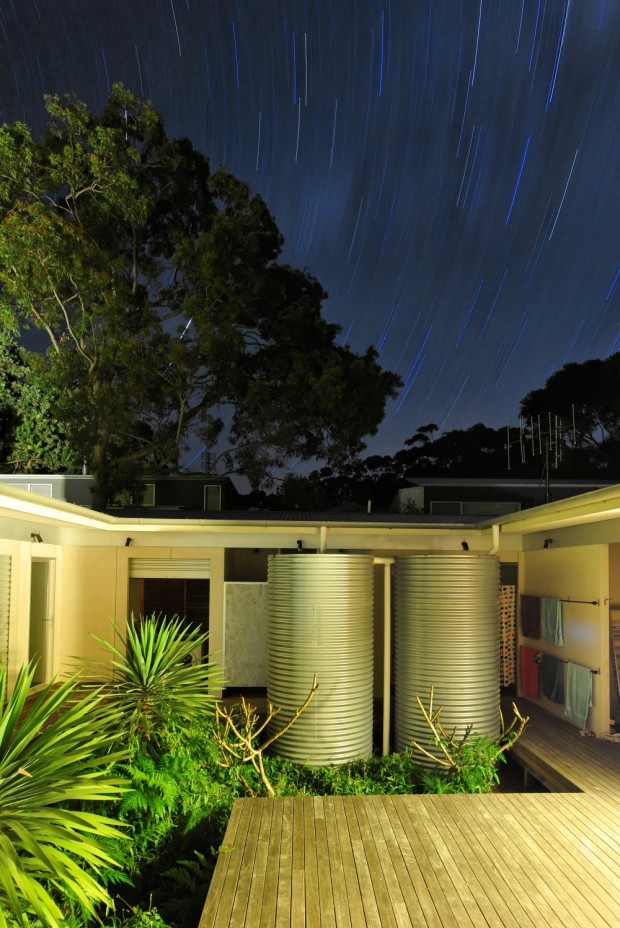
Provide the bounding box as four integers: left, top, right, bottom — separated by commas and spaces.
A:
1, 1, 619, 462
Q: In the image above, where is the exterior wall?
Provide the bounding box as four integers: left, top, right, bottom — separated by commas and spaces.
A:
518, 545, 610, 735
1, 540, 31, 688
0, 534, 226, 694
223, 582, 268, 687
608, 543, 620, 724
55, 546, 119, 674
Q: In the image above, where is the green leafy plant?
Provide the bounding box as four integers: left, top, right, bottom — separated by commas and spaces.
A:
101, 899, 173, 927
0, 661, 128, 928
411, 685, 529, 794
94, 613, 224, 756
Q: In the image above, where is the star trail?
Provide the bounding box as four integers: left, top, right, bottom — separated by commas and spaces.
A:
1, 0, 619, 460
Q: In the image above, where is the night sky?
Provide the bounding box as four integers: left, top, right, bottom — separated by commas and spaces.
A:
1, 1, 619, 463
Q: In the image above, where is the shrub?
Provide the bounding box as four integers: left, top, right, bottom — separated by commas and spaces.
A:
0, 661, 128, 927
94, 613, 224, 756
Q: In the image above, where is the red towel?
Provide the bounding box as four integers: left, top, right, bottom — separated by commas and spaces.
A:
520, 645, 539, 698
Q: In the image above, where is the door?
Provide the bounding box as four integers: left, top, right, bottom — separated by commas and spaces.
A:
29, 560, 54, 684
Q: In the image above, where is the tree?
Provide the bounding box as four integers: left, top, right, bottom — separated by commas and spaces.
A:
520, 353, 620, 476
0, 86, 400, 509
395, 422, 523, 477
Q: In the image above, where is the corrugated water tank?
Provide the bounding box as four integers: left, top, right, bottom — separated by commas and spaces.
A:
393, 555, 500, 763
267, 554, 374, 765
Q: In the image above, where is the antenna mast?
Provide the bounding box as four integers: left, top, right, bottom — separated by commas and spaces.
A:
507, 409, 572, 503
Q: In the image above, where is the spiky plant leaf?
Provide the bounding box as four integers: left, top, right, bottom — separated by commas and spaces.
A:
94, 613, 223, 755
0, 661, 128, 928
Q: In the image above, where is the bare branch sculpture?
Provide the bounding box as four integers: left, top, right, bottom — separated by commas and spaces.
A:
213, 674, 319, 796
410, 684, 529, 775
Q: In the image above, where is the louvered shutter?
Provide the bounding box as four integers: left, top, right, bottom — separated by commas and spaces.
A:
0, 556, 11, 671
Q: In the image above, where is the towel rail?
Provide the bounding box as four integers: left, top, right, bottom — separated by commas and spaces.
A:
534, 653, 599, 674
561, 659, 599, 674
523, 595, 599, 605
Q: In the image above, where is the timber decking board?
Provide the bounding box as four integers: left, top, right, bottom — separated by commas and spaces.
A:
201, 701, 620, 928
201, 793, 620, 928
507, 697, 620, 795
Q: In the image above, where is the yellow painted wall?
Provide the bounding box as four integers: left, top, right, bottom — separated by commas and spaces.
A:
55, 546, 119, 674
519, 545, 610, 734
608, 543, 620, 723
0, 529, 231, 696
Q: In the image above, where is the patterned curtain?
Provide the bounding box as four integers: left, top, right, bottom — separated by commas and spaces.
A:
500, 584, 516, 686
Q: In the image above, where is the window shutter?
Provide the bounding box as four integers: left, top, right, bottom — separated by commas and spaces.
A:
0, 556, 11, 671
129, 558, 210, 579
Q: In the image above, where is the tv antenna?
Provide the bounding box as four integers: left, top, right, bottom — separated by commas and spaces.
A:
507, 406, 577, 502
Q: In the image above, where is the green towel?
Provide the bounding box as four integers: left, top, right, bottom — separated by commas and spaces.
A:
540, 597, 563, 646
565, 662, 592, 729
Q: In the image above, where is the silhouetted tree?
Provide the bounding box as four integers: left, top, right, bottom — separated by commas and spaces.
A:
0, 86, 400, 508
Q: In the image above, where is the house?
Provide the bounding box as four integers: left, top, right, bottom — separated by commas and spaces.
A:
0, 472, 239, 511
395, 476, 616, 515
1, 478, 619, 740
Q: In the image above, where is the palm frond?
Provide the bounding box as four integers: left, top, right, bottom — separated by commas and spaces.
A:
92, 613, 225, 754
0, 660, 129, 926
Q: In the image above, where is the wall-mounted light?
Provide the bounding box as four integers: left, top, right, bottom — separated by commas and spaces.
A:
296, 539, 303, 552
125, 537, 132, 547
461, 541, 469, 551
30, 533, 43, 543
543, 538, 553, 549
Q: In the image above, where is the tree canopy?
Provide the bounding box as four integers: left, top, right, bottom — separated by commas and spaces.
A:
275, 352, 620, 511
520, 353, 620, 475
0, 85, 400, 509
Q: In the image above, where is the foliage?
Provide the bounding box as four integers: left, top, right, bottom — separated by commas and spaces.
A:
93, 613, 223, 756
279, 349, 620, 511
409, 686, 529, 794
101, 901, 172, 928
0, 661, 128, 928
260, 749, 424, 797
0, 620, 530, 927
520, 352, 620, 475
0, 85, 400, 508
98, 723, 238, 928
212, 675, 318, 796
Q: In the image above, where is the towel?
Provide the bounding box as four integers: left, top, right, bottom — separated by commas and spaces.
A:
540, 597, 563, 646
541, 652, 564, 704
565, 662, 592, 729
520, 645, 539, 699
520, 595, 541, 638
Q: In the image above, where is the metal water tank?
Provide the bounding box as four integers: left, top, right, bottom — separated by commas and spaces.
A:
267, 554, 374, 764
393, 555, 500, 763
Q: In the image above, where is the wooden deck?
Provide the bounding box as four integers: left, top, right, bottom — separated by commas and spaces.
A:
199, 700, 620, 928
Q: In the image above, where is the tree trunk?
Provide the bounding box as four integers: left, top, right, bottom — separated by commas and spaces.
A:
90, 440, 112, 511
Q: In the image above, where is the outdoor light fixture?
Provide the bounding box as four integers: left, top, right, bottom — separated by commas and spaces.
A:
543, 538, 553, 549
125, 537, 132, 547
461, 541, 469, 551
297, 539, 303, 552
30, 533, 43, 543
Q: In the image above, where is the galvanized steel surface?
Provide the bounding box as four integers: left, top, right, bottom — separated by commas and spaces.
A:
393, 555, 500, 764
267, 554, 374, 765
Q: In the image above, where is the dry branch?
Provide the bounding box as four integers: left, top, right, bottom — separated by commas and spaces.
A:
410, 684, 529, 772
213, 673, 319, 796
